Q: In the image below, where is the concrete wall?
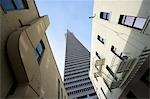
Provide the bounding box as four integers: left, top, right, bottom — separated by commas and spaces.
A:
0, 0, 68, 98
90, 0, 150, 99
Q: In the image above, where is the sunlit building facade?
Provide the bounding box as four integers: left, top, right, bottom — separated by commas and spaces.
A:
89, 0, 150, 99
0, 0, 68, 98
64, 31, 98, 99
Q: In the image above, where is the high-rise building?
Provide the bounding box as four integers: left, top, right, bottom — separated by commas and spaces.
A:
0, 0, 68, 98
90, 0, 150, 99
64, 30, 98, 99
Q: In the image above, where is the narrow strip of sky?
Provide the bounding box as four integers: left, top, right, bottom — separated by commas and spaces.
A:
36, 0, 93, 79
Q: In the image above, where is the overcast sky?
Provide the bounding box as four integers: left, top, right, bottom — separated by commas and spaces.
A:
36, 0, 93, 79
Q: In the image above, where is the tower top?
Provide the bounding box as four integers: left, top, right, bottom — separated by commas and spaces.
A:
67, 29, 71, 33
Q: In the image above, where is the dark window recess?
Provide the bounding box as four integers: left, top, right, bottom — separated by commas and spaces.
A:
77, 95, 87, 99
35, 40, 45, 63
101, 87, 107, 99
100, 12, 110, 20
106, 65, 117, 81
89, 92, 97, 96
1, 0, 28, 11
103, 78, 112, 92
96, 52, 101, 59
61, 88, 63, 99
140, 69, 150, 87
97, 35, 105, 44
111, 45, 128, 60
126, 91, 137, 99
118, 15, 147, 30
58, 79, 60, 99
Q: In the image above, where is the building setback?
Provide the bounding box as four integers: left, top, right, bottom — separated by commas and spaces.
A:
64, 30, 98, 99
90, 0, 150, 99
0, 0, 68, 98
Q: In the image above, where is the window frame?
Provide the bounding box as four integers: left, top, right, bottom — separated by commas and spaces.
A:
106, 65, 117, 81
118, 15, 147, 30
97, 35, 105, 45
100, 12, 110, 21
35, 40, 45, 64
1, 0, 28, 12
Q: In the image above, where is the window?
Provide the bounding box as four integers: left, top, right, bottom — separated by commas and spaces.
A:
97, 35, 105, 44
58, 79, 60, 99
101, 87, 107, 99
106, 65, 117, 81
126, 91, 137, 99
118, 15, 147, 30
100, 12, 110, 20
96, 52, 101, 59
61, 88, 63, 99
111, 45, 128, 60
103, 78, 112, 92
1, 0, 28, 11
35, 40, 45, 63
89, 92, 97, 96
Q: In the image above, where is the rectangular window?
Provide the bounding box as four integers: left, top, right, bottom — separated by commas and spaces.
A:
100, 12, 110, 20
103, 78, 111, 92
106, 65, 117, 81
111, 45, 128, 60
118, 15, 147, 30
97, 35, 105, 44
96, 52, 101, 59
61, 88, 63, 99
58, 79, 60, 99
101, 87, 107, 99
1, 0, 28, 11
35, 40, 45, 63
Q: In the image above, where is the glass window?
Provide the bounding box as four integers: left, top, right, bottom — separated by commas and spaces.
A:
133, 17, 147, 29
14, 0, 26, 9
118, 15, 147, 30
35, 40, 45, 63
1, 0, 28, 11
124, 16, 135, 26
1, 0, 15, 11
100, 12, 110, 20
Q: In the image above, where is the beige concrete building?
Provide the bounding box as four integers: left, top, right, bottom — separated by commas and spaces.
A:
0, 0, 68, 99
89, 0, 150, 99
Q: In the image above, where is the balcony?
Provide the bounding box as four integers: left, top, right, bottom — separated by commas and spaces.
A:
109, 58, 136, 89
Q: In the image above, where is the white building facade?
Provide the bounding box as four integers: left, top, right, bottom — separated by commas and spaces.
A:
89, 0, 150, 99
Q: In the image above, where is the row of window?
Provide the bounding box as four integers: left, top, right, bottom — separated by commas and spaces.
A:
64, 77, 89, 85
1, 0, 28, 11
65, 59, 90, 66
64, 70, 89, 77
64, 73, 88, 81
100, 12, 147, 30
65, 72, 88, 79
65, 63, 90, 70
66, 82, 91, 90
65, 61, 90, 67
76, 93, 97, 99
67, 86, 94, 96
65, 66, 89, 74
65, 54, 89, 61
65, 57, 90, 64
